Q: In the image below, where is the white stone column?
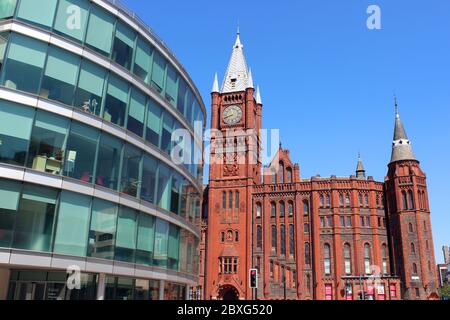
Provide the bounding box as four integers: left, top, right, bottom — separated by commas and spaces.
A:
159, 280, 165, 300
96, 273, 106, 300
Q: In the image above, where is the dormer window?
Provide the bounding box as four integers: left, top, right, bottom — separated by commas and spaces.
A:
230, 78, 236, 88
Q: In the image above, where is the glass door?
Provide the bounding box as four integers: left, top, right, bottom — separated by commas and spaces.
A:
15, 282, 46, 300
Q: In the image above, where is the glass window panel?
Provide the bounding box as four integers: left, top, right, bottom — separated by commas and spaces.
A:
74, 60, 106, 115
153, 218, 169, 267
112, 22, 135, 70
0, 179, 21, 247
133, 37, 152, 83
157, 163, 171, 211
115, 206, 137, 263
136, 213, 154, 266
177, 79, 187, 115
170, 174, 181, 215
64, 121, 99, 182
53, 191, 91, 256
2, 34, 47, 93
0, 100, 34, 166
13, 184, 58, 252
141, 155, 157, 203
17, 0, 57, 28
146, 99, 162, 147
88, 198, 117, 259
165, 65, 178, 107
185, 89, 194, 124
127, 88, 146, 137
104, 75, 129, 126
161, 113, 174, 154
27, 110, 69, 175
168, 224, 179, 270
0, 0, 17, 19
120, 144, 141, 197
0, 32, 8, 69
54, 0, 90, 42
95, 133, 122, 190
151, 51, 165, 92
85, 5, 115, 56
40, 46, 80, 105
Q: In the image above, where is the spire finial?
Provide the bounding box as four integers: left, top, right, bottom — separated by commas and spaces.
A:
212, 72, 219, 93
394, 94, 399, 118
237, 20, 240, 35
279, 141, 282, 150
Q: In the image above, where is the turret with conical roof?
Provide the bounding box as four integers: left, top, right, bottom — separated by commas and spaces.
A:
390, 98, 416, 163
355, 153, 366, 178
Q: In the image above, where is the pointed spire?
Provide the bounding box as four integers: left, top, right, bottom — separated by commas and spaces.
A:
390, 98, 416, 163
221, 29, 249, 93
255, 86, 262, 104
211, 72, 219, 93
246, 68, 254, 89
356, 152, 366, 178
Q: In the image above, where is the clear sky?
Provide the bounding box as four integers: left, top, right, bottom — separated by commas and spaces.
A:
122, 0, 450, 263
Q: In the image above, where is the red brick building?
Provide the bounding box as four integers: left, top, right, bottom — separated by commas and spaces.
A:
200, 32, 439, 300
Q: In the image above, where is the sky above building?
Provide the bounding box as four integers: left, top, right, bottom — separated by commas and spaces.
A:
122, 0, 450, 263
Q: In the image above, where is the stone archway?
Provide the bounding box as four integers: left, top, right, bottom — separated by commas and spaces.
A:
218, 285, 239, 300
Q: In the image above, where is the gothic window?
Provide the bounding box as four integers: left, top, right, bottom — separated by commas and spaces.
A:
344, 243, 352, 275
364, 194, 369, 207
340, 216, 345, 227
288, 201, 294, 216
326, 195, 330, 206
327, 216, 333, 227
270, 260, 274, 277
222, 191, 226, 209
287, 168, 292, 183
345, 194, 350, 206
303, 200, 309, 215
409, 223, 413, 232
271, 225, 277, 251
382, 244, 388, 274
411, 242, 415, 254
271, 202, 276, 217
408, 190, 415, 210
305, 242, 311, 265
412, 263, 418, 274
256, 225, 262, 249
319, 195, 324, 207
228, 191, 233, 208
364, 243, 372, 274
235, 230, 239, 242
279, 162, 284, 183
306, 273, 311, 292
324, 244, 331, 275
280, 224, 286, 256
256, 202, 261, 217
423, 220, 427, 231
304, 223, 309, 233
235, 191, 239, 209
366, 216, 370, 227
219, 257, 238, 274
220, 231, 225, 242
289, 224, 294, 256
359, 194, 363, 207
320, 217, 325, 228
339, 194, 343, 206
402, 191, 408, 210
346, 216, 352, 227
271, 167, 276, 184
280, 201, 285, 217
360, 216, 365, 227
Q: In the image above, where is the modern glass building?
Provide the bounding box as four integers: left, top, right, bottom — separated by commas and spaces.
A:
0, 0, 205, 300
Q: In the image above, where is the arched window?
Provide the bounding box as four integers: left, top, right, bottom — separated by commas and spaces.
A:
344, 243, 352, 275
339, 194, 343, 206
324, 244, 331, 275
289, 224, 294, 257
402, 191, 408, 210
408, 190, 414, 209
280, 225, 286, 256
423, 220, 427, 231
304, 223, 309, 233
279, 162, 284, 183
222, 191, 226, 209
220, 231, 225, 242
306, 273, 311, 292
376, 195, 380, 207
411, 243, 415, 254
256, 202, 261, 217
359, 194, 363, 207
364, 194, 369, 207
256, 225, 262, 249
235, 230, 239, 242
409, 223, 413, 232
287, 168, 292, 183
271, 202, 276, 217
303, 200, 309, 215
345, 194, 350, 206
381, 244, 388, 274
235, 191, 239, 209
271, 225, 277, 251
271, 167, 276, 184
288, 201, 294, 216
279, 201, 285, 217
326, 195, 330, 206
228, 191, 233, 208
364, 243, 372, 274
305, 242, 311, 265
428, 261, 431, 271
319, 195, 324, 207
418, 190, 422, 209
412, 263, 418, 274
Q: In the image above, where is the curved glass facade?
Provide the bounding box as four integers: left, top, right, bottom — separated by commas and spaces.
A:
0, 0, 204, 300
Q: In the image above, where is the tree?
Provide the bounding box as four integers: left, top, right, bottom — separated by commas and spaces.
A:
438, 284, 450, 300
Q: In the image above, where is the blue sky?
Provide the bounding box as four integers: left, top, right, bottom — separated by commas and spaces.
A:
123, 0, 450, 263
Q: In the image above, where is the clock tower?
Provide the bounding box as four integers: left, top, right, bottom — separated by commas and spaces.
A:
205, 31, 263, 300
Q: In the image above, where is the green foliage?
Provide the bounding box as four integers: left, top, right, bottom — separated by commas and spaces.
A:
438, 284, 450, 299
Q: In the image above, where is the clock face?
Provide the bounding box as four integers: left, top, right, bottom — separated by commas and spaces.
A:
223, 105, 243, 125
